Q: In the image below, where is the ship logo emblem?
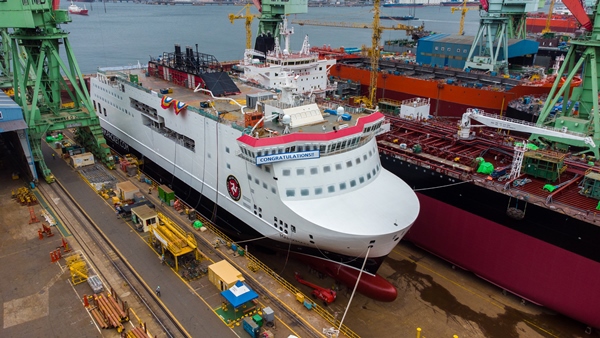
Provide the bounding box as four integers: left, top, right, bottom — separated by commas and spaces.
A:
226, 175, 241, 201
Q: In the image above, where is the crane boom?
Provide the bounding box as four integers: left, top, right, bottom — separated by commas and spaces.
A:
291, 19, 423, 33
459, 108, 596, 148
561, 0, 592, 30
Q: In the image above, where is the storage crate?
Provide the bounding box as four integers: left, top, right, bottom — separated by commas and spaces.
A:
88, 275, 104, 294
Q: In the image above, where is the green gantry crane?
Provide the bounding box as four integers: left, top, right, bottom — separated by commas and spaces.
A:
252, 0, 308, 53
531, 0, 600, 158
0, 1, 114, 183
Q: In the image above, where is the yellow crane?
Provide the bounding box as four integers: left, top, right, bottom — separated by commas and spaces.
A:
292, 12, 424, 108
542, 0, 556, 34
291, 19, 423, 35
229, 4, 258, 49
450, 0, 478, 35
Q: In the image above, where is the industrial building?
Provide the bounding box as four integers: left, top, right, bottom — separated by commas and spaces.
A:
416, 33, 540, 70
0, 90, 36, 181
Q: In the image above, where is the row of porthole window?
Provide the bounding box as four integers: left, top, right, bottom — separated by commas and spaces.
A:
273, 217, 297, 235
282, 150, 375, 177
94, 96, 133, 117
285, 165, 380, 197
247, 173, 277, 194
93, 83, 123, 100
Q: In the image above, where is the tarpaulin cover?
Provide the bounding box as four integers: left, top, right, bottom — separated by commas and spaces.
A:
200, 72, 240, 97
477, 161, 494, 174
221, 281, 258, 308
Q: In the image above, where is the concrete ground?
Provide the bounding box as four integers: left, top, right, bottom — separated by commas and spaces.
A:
0, 149, 107, 337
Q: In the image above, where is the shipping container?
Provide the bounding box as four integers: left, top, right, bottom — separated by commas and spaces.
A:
71, 152, 95, 169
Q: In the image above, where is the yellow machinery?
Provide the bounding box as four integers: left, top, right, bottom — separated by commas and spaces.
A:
149, 212, 202, 272
66, 254, 88, 285
229, 4, 258, 49
451, 0, 479, 35
542, 0, 556, 34
292, 8, 424, 108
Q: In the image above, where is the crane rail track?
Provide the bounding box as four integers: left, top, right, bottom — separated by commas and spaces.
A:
37, 179, 188, 338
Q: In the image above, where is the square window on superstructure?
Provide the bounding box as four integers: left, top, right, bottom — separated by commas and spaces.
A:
328, 185, 335, 193
315, 187, 323, 195
283, 169, 291, 176
324, 165, 331, 173
356, 158, 361, 165
359, 176, 365, 184
340, 182, 347, 190
291, 225, 296, 233
310, 167, 318, 175
255, 178, 259, 184
363, 154, 368, 161
346, 160, 352, 168
367, 173, 372, 180
271, 187, 276, 194
265, 166, 271, 173
369, 150, 372, 157
226, 147, 230, 153
227, 163, 231, 169
350, 180, 356, 187
372, 169, 376, 176
286, 189, 295, 197
335, 163, 342, 170
263, 182, 267, 189
248, 174, 252, 180
300, 189, 309, 196
297, 168, 305, 175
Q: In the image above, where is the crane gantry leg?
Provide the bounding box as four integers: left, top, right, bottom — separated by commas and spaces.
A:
1, 2, 114, 183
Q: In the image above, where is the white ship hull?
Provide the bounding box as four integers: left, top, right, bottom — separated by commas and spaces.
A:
90, 67, 419, 299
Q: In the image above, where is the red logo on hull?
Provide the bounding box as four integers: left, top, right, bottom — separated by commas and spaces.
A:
226, 175, 241, 201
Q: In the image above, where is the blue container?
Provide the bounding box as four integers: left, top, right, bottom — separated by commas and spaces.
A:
231, 244, 237, 252
341, 114, 352, 121
325, 109, 338, 116
446, 79, 454, 84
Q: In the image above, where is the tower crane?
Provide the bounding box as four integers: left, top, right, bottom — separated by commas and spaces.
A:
541, 0, 556, 34
451, 0, 479, 35
229, 4, 258, 50
0, 1, 115, 183
292, 10, 424, 108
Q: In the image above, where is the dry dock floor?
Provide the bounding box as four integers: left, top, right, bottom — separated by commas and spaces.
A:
1, 135, 598, 338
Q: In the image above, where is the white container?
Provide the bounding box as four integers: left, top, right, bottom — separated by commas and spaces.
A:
71, 152, 95, 169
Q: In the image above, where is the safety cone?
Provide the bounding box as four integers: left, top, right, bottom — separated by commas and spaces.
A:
38, 229, 44, 240
50, 251, 56, 263
83, 295, 89, 307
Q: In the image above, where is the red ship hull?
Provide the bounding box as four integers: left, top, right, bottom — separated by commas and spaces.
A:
526, 14, 580, 33
329, 64, 556, 117
406, 194, 600, 328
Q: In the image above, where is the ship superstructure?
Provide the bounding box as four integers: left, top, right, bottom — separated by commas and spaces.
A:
240, 18, 336, 96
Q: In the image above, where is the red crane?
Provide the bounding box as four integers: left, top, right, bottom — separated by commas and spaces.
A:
561, 0, 592, 31
295, 273, 337, 305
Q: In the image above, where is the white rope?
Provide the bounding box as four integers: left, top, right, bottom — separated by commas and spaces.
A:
413, 180, 472, 192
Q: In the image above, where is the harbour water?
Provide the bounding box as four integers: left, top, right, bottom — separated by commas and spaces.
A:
62, 1, 482, 74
